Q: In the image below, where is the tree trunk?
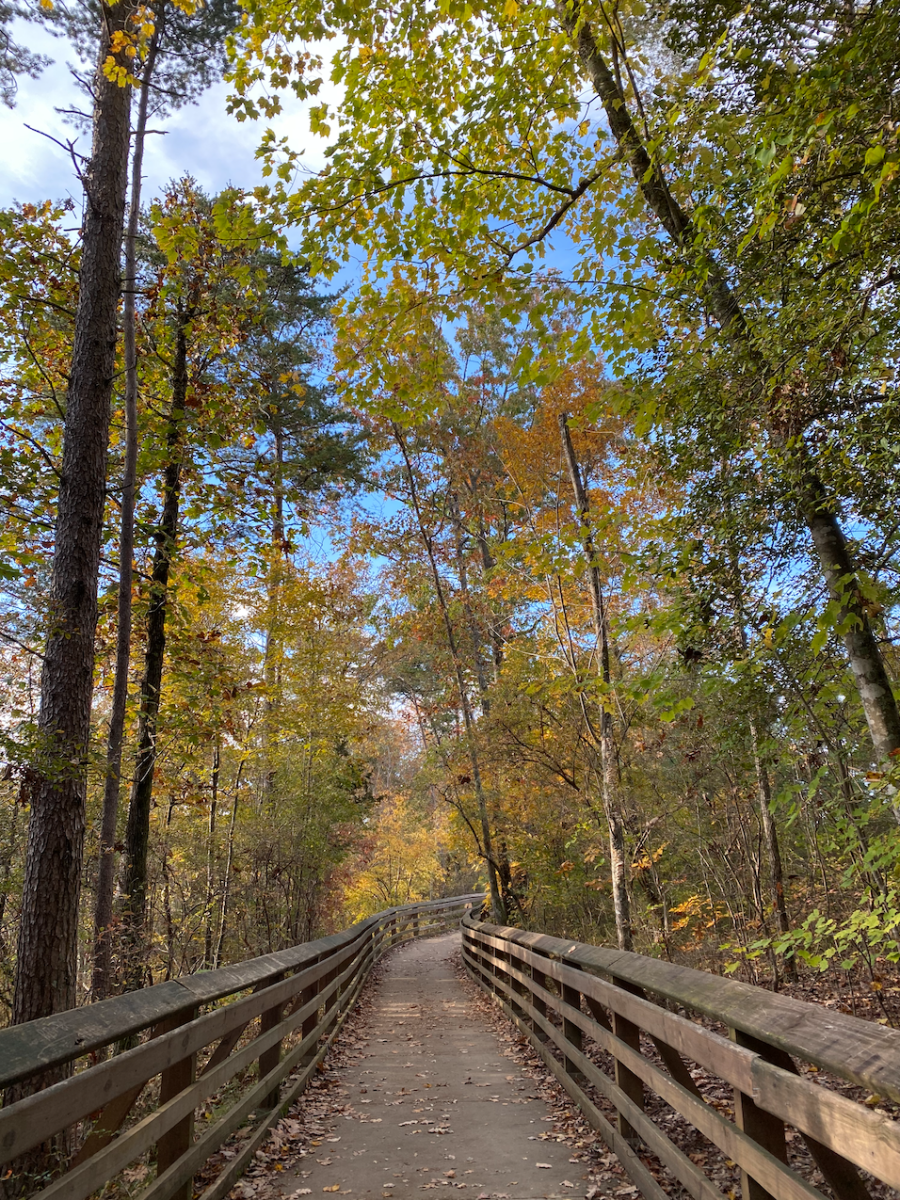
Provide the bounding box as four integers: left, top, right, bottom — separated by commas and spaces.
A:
213, 766, 242, 970
203, 738, 220, 969
564, 5, 900, 766
92, 15, 164, 1004
12, 6, 134, 1032
559, 413, 633, 951
393, 425, 507, 924
120, 316, 189, 988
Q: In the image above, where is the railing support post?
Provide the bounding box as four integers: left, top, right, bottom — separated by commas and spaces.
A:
156, 1008, 197, 1200
529, 960, 549, 1042
561, 976, 584, 1080
611, 976, 645, 1146
258, 974, 285, 1111
730, 1027, 788, 1200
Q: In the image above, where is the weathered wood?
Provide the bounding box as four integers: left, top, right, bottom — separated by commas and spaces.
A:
0, 895, 482, 1091
156, 1010, 198, 1200
465, 917, 900, 1104
465, 923, 900, 1200
257, 975, 285, 1112
0, 949, 346, 1165
746, 1040, 877, 1199
466, 942, 825, 1200
611, 977, 644, 1145
561, 979, 585, 1080
461, 947, 669, 1200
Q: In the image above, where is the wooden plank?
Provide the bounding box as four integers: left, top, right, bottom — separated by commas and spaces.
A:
257, 975, 285, 1112
611, 977, 644, 1145
467, 939, 825, 1200
474, 928, 758, 1093
463, 916, 900, 1103
462, 947, 669, 1200
748, 1047, 881, 1198
0, 896, 483, 1090
30, 950, 363, 1200
0, 951, 343, 1166
156, 1010, 197, 1200
561, 979, 585, 1081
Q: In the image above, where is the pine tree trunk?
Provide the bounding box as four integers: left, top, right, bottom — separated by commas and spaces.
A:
121, 318, 189, 988
12, 7, 134, 1032
92, 17, 164, 1004
559, 414, 633, 952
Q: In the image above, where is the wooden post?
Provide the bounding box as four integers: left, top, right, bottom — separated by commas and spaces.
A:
561, 977, 584, 1080
258, 975, 285, 1111
731, 1027, 788, 1200
529, 961, 549, 1042
156, 1009, 197, 1200
611, 976, 645, 1146
299, 966, 321, 1071
506, 946, 527, 1019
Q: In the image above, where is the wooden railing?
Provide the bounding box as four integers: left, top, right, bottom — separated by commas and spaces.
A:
462, 915, 900, 1200
0, 893, 483, 1200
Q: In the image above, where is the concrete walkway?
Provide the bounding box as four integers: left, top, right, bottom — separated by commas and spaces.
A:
279, 933, 591, 1200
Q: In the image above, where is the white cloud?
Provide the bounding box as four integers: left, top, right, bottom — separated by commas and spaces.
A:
0, 19, 336, 208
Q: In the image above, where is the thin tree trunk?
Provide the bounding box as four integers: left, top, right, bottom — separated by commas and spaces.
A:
213, 769, 242, 970
92, 15, 163, 1004
121, 316, 189, 988
393, 425, 507, 924
203, 737, 220, 969
12, 6, 134, 1033
559, 413, 633, 951
564, 5, 900, 766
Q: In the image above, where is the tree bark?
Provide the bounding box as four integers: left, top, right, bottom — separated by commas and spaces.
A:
92, 15, 164, 1004
213, 764, 243, 970
120, 316, 189, 988
559, 413, 633, 951
203, 737, 220, 969
12, 6, 134, 1031
393, 425, 507, 924
563, 4, 900, 766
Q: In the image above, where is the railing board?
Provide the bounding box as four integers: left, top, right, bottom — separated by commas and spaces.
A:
467, 919, 900, 1104
0, 895, 479, 1090
462, 945, 672, 1200
467, 927, 758, 1093
460, 916, 900, 1200
0, 895, 479, 1200
464, 928, 900, 1195
464, 941, 828, 1200
467, 949, 726, 1200
0, 941, 357, 1164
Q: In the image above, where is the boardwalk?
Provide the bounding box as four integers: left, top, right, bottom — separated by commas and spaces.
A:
3, 896, 899, 1200
276, 933, 592, 1200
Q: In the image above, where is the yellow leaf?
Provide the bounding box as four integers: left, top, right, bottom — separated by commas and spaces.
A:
324, 1186, 341, 1193
503, 0, 518, 16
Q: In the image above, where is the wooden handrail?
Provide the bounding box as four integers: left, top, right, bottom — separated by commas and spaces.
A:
462, 915, 900, 1200
0, 893, 483, 1200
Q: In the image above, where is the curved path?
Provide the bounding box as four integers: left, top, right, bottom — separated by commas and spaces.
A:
279, 933, 593, 1200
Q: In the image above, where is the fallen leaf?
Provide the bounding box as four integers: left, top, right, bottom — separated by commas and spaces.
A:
324, 1186, 340, 1193
535, 1163, 552, 1169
